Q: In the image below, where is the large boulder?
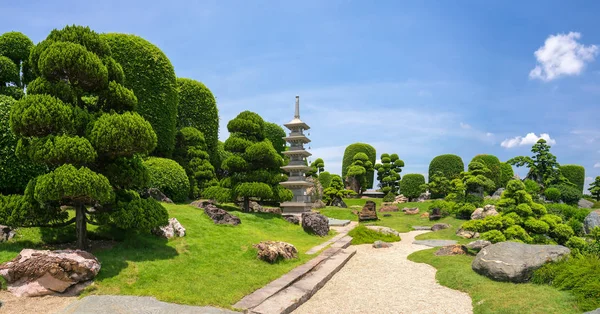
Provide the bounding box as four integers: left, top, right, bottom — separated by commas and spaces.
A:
152, 218, 186, 238
0, 225, 16, 242
584, 210, 600, 234
0, 249, 101, 297
359, 201, 378, 221
140, 188, 173, 203
302, 212, 329, 236
472, 242, 570, 283
579, 199, 594, 209
253, 241, 298, 263
330, 197, 347, 208
491, 188, 505, 200
471, 204, 499, 220
203, 204, 241, 225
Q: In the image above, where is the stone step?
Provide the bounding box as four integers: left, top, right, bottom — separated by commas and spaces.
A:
249, 247, 357, 314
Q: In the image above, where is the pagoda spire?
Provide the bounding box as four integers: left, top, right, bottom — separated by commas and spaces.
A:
294, 95, 300, 119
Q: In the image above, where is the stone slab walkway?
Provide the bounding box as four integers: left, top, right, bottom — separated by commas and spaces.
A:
60, 295, 239, 314
293, 230, 473, 314
306, 221, 357, 255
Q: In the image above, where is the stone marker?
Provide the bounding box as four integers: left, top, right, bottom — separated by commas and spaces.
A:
472, 242, 570, 283
302, 212, 329, 236
0, 249, 101, 297
429, 207, 442, 220
359, 200, 378, 221
254, 241, 298, 263
0, 225, 15, 242
435, 244, 468, 256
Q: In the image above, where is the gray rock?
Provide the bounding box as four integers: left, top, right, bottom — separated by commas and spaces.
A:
579, 199, 594, 209
330, 197, 347, 208
431, 223, 450, 232
467, 240, 491, 250
141, 188, 173, 203
456, 228, 480, 239
283, 215, 300, 225
301, 212, 329, 236
0, 225, 15, 242
472, 242, 570, 283
435, 244, 468, 256
328, 218, 351, 227
413, 226, 432, 231
366, 226, 401, 238
417, 191, 431, 202
583, 308, 600, 314
152, 218, 186, 238
373, 240, 393, 248
584, 210, 600, 234
413, 240, 457, 247
491, 188, 505, 200
203, 204, 241, 225
471, 205, 499, 220
312, 199, 326, 209
254, 241, 298, 263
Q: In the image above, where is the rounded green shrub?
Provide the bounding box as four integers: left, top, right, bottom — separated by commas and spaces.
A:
27, 77, 77, 104
143, 157, 190, 203
481, 230, 506, 243
102, 156, 149, 190
318, 171, 333, 188
524, 217, 550, 234
550, 184, 582, 205
0, 31, 34, 66
524, 179, 541, 196
102, 80, 138, 112
46, 25, 111, 57
383, 191, 395, 202
499, 162, 514, 188
109, 191, 168, 230
16, 135, 97, 166
504, 225, 532, 243
264, 122, 286, 156
565, 236, 586, 251
471, 154, 502, 190
0, 56, 18, 84
0, 95, 46, 194
560, 164, 585, 193
176, 78, 219, 162
551, 223, 575, 244
10, 94, 73, 137
103, 33, 178, 157
34, 164, 113, 205
544, 187, 561, 202
540, 214, 562, 229
89, 112, 157, 158
400, 173, 425, 200
428, 154, 464, 198
480, 215, 504, 231
455, 203, 476, 219
342, 143, 376, 189
234, 182, 273, 199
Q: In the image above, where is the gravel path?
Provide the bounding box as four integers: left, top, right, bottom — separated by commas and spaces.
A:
293, 230, 473, 314
0, 290, 76, 314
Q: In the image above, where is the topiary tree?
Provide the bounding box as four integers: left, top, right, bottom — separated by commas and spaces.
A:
102, 33, 178, 158
176, 78, 219, 165
375, 153, 404, 195
589, 176, 600, 201
144, 157, 190, 203
345, 152, 374, 194
264, 122, 287, 156
499, 162, 514, 188
508, 139, 564, 188
323, 174, 356, 205
342, 143, 376, 189
425, 171, 452, 198
173, 127, 216, 199
549, 183, 582, 205
460, 162, 495, 198
560, 164, 585, 194
318, 171, 333, 189
0, 95, 47, 194
428, 154, 464, 198
0, 31, 34, 99
4, 25, 167, 249
471, 154, 502, 194
307, 158, 325, 178
400, 174, 426, 200
215, 111, 288, 211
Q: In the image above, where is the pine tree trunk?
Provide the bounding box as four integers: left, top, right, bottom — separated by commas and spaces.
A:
76, 205, 88, 250
243, 197, 250, 212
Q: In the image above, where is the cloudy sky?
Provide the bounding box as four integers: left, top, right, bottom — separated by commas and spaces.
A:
3, 1, 600, 190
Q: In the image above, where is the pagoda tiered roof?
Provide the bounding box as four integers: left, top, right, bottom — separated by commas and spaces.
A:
282, 150, 312, 157
284, 118, 310, 130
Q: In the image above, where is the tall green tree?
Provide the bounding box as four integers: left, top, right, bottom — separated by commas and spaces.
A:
461, 161, 495, 198
346, 152, 374, 194
0, 31, 34, 99
375, 153, 404, 195
508, 139, 564, 188
173, 127, 216, 199
307, 158, 325, 178
4, 25, 167, 249
588, 176, 600, 201
342, 143, 376, 188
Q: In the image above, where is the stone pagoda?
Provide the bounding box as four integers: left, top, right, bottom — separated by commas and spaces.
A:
280, 96, 314, 213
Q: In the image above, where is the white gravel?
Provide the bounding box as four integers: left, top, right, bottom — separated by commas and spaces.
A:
293, 230, 473, 314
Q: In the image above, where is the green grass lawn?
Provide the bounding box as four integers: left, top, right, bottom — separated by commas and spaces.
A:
408, 249, 581, 314
347, 225, 400, 245
1, 203, 333, 308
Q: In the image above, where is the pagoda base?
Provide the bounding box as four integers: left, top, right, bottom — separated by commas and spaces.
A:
280, 201, 313, 214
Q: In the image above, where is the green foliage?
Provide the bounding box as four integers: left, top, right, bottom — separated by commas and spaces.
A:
307, 158, 325, 178
0, 31, 34, 67
103, 33, 178, 157
544, 187, 561, 202
499, 162, 514, 188
481, 230, 507, 243
0, 56, 18, 84
428, 154, 464, 183
10, 94, 73, 137
589, 176, 600, 201
102, 156, 149, 190
504, 225, 533, 243
400, 174, 426, 199
471, 154, 502, 192
89, 112, 157, 158
176, 78, 219, 163
105, 190, 168, 230
102, 80, 138, 112
27, 77, 77, 104
144, 157, 190, 203
560, 165, 585, 193
426, 171, 452, 198
348, 225, 400, 245
341, 143, 376, 189
34, 164, 113, 205
375, 152, 404, 195
173, 127, 216, 198
508, 139, 563, 187
552, 224, 575, 244
318, 171, 332, 188
263, 122, 286, 156
455, 203, 476, 219
532, 255, 600, 312
550, 184, 582, 205
428, 200, 456, 218
383, 191, 395, 202
16, 135, 97, 166
346, 152, 374, 193
0, 32, 33, 95
202, 186, 232, 203
524, 179, 541, 196
461, 161, 495, 197
0, 95, 46, 194
524, 217, 550, 234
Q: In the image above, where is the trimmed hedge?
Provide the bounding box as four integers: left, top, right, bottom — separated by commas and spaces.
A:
102, 33, 178, 157
499, 162, 514, 188
560, 164, 585, 193
428, 154, 464, 181
400, 173, 425, 199
0, 95, 46, 194
471, 154, 502, 190
143, 157, 190, 203
176, 78, 219, 164
342, 143, 376, 189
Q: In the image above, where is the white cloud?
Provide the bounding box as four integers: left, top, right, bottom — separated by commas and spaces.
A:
594, 163, 600, 168
459, 122, 471, 129
529, 32, 598, 81
501, 133, 556, 148
486, 132, 494, 137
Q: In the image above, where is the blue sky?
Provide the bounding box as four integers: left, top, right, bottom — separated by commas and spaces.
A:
2, 1, 600, 190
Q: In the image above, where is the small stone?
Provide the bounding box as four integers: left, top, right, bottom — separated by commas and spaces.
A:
491, 188, 505, 200
283, 215, 300, 225
420, 212, 430, 218
330, 197, 348, 208
379, 205, 399, 212
579, 199, 594, 209
366, 226, 401, 237
372, 241, 393, 248
403, 207, 420, 215
141, 188, 173, 203
0, 225, 16, 242
302, 212, 329, 236
431, 223, 450, 232
412, 226, 432, 231
393, 194, 408, 204
456, 228, 480, 239
253, 241, 298, 263
435, 244, 468, 256
467, 240, 491, 250
152, 218, 186, 238
383, 214, 392, 217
